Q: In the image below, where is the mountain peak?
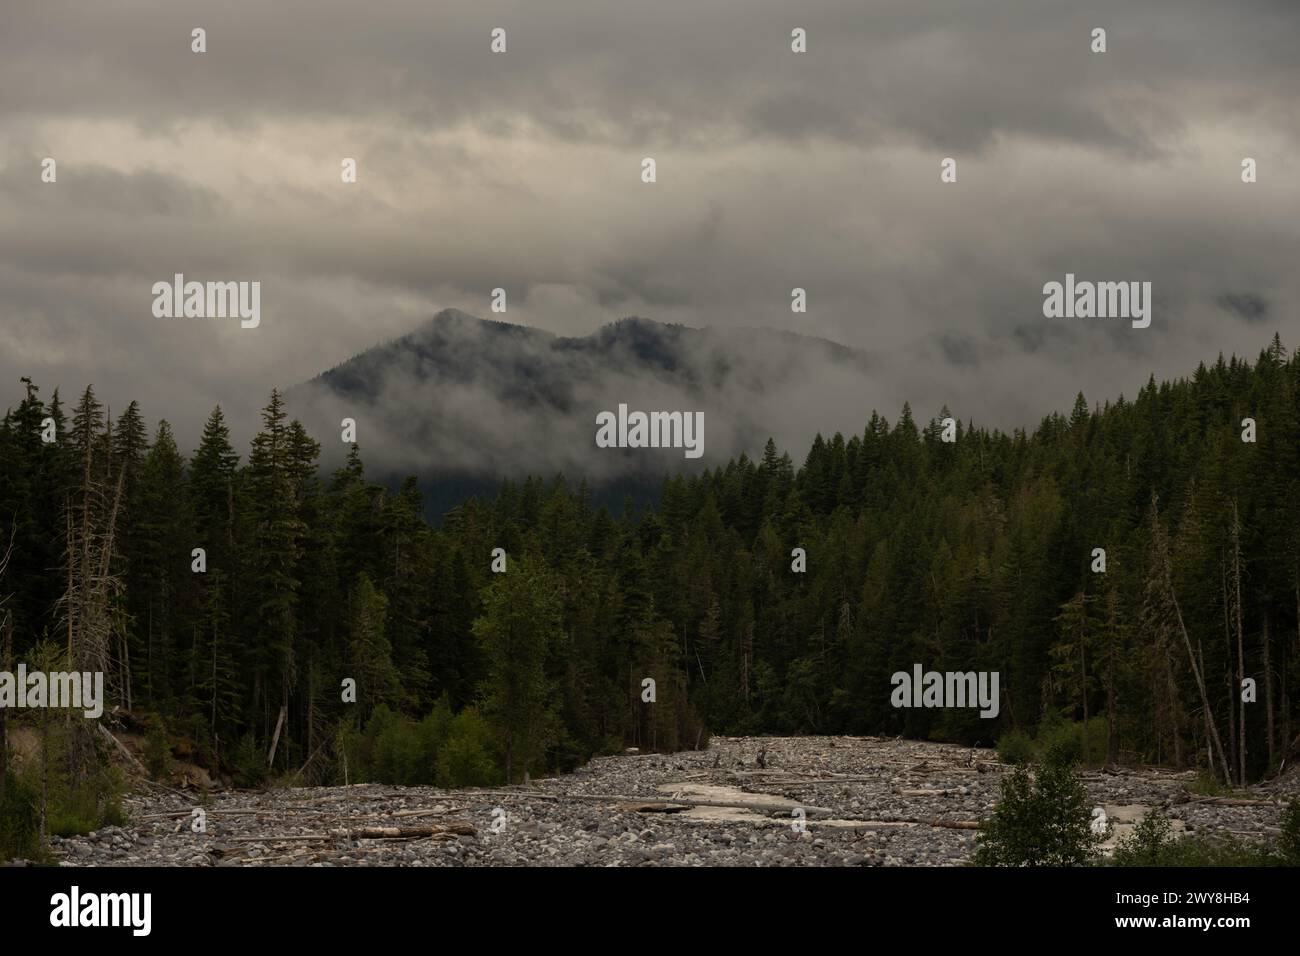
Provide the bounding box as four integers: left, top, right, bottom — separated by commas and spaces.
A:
287, 311, 880, 502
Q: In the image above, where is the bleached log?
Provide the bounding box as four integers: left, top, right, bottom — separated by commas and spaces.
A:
328, 824, 477, 839
96, 722, 148, 775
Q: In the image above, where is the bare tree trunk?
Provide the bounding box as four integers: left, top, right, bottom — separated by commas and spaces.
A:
211, 615, 217, 735
66, 507, 75, 661
1173, 583, 1232, 783
1263, 615, 1275, 771
741, 622, 754, 702
0, 612, 10, 801
505, 728, 514, 784
1288, 571, 1300, 758
146, 601, 153, 706
628, 663, 638, 750
1080, 625, 1089, 724
1102, 588, 1119, 764
267, 702, 287, 768
1198, 639, 1215, 772
1232, 500, 1247, 785
1152, 495, 1230, 782
0, 525, 14, 801
40, 702, 49, 846
1223, 558, 1237, 774
307, 667, 315, 758
122, 629, 132, 712
1166, 650, 1183, 768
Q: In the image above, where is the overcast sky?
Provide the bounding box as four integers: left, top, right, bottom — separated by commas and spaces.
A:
2, 0, 1297, 455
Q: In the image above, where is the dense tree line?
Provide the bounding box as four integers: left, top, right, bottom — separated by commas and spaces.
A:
1, 336, 1298, 815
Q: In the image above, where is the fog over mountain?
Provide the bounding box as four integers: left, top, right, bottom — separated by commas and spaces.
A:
288, 309, 883, 491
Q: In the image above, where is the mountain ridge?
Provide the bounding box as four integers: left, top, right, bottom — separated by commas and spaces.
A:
287, 309, 878, 488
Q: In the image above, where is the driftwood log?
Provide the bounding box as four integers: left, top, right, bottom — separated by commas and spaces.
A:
329, 824, 477, 839
225, 823, 477, 843
1187, 796, 1282, 807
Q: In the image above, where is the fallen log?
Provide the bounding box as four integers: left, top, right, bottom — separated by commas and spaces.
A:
389, 807, 469, 819
848, 818, 979, 830
469, 789, 558, 802
330, 824, 477, 840
832, 820, 917, 828
1186, 796, 1281, 807
226, 823, 477, 843
751, 775, 881, 786
139, 809, 276, 820
96, 723, 148, 776
617, 802, 689, 813
570, 792, 836, 817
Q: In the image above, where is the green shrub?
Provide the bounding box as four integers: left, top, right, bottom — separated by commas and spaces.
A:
100, 788, 129, 828
42, 765, 127, 838
996, 729, 1035, 765
46, 791, 102, 837
1188, 771, 1232, 797
346, 698, 505, 787
1277, 798, 1300, 866
438, 708, 501, 788
11, 722, 126, 842
412, 697, 454, 781
0, 775, 42, 861
1031, 715, 1109, 767
230, 732, 267, 789
1112, 807, 1173, 866
359, 704, 398, 777
1109, 804, 1293, 867
1130, 833, 1273, 866
974, 759, 1102, 866
1037, 716, 1082, 767
372, 718, 424, 784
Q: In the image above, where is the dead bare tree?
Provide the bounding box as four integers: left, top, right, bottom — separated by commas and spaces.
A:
1222, 556, 1237, 777
1104, 587, 1120, 765
1148, 494, 1232, 782
57, 453, 128, 787
1263, 615, 1275, 771
1230, 500, 1247, 785
0, 520, 15, 802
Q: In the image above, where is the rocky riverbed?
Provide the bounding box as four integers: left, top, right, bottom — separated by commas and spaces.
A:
49, 736, 1296, 867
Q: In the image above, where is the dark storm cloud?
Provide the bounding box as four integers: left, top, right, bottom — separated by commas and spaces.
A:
1, 0, 1297, 462
939, 333, 982, 368
1219, 293, 1270, 325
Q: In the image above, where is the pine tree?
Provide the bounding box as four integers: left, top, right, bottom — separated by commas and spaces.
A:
473, 556, 562, 781
245, 390, 304, 756
347, 572, 401, 717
